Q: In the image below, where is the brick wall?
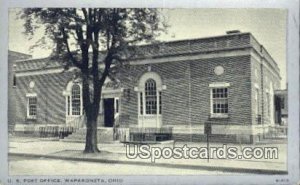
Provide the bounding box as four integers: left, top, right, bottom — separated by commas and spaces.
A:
117, 55, 252, 129
15, 72, 73, 126
190, 55, 252, 126
118, 61, 190, 127
8, 51, 31, 132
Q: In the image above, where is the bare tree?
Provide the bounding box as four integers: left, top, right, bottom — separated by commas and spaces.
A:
20, 8, 166, 153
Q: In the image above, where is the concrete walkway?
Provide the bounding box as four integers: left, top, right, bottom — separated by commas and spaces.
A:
8, 137, 287, 174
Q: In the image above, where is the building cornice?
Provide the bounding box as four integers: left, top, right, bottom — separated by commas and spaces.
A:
131, 47, 253, 66
15, 47, 253, 77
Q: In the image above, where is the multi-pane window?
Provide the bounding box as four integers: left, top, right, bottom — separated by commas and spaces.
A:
212, 88, 228, 114
71, 84, 81, 115
145, 79, 157, 114
139, 78, 162, 115
28, 97, 37, 118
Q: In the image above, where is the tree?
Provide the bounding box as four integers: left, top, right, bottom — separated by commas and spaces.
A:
20, 8, 166, 153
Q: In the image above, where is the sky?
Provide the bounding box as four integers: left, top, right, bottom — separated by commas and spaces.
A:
9, 8, 287, 88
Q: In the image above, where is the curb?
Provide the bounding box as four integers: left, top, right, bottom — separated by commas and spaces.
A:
9, 152, 287, 175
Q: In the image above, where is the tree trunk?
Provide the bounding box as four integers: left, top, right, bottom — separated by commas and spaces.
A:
84, 115, 100, 153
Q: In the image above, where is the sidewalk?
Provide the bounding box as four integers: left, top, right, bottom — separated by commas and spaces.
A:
8, 137, 288, 174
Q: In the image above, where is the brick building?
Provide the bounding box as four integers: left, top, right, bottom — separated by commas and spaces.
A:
11, 31, 284, 143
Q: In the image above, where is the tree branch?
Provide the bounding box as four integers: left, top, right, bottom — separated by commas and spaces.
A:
81, 8, 88, 23
74, 23, 86, 53
99, 50, 114, 85
60, 26, 83, 69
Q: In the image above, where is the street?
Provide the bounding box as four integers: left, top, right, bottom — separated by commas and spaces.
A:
8, 138, 287, 175
9, 155, 236, 175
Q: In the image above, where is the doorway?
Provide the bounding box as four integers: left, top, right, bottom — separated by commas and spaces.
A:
104, 98, 114, 127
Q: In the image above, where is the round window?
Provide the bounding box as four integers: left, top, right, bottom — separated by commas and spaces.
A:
214, 66, 224, 75
29, 81, 35, 88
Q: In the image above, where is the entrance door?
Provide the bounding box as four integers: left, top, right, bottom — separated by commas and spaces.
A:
104, 98, 114, 127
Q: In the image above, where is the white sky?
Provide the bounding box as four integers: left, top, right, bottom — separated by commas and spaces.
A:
9, 8, 287, 88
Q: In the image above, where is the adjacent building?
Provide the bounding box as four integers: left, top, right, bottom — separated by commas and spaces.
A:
275, 89, 288, 125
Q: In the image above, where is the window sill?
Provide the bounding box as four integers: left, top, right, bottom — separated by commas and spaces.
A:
210, 114, 229, 119
66, 115, 82, 117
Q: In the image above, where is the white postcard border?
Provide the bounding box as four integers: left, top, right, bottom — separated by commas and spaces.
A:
0, 0, 299, 185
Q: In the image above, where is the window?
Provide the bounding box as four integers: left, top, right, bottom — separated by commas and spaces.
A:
211, 88, 228, 115
13, 75, 16, 87
71, 84, 81, 115
137, 72, 163, 118
145, 79, 157, 114
27, 96, 37, 119
65, 81, 83, 117
115, 99, 119, 113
